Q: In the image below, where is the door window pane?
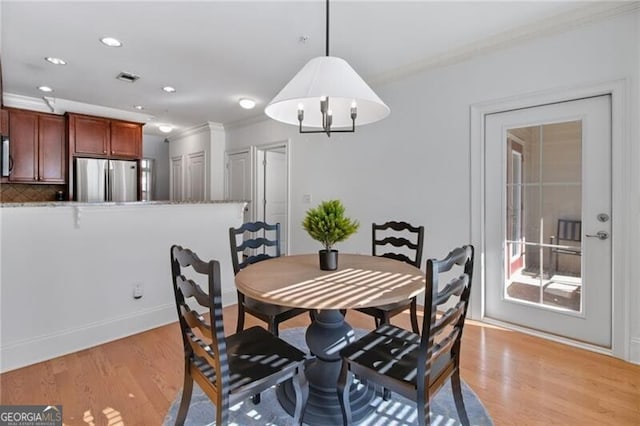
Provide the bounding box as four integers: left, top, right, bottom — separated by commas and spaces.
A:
504, 121, 582, 313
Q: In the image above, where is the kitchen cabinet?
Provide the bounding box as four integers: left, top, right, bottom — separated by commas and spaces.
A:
0, 109, 8, 135
110, 120, 142, 158
68, 113, 141, 159
8, 108, 65, 183
68, 114, 109, 157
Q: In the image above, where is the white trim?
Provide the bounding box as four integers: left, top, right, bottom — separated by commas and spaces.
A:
3, 93, 56, 114
0, 286, 238, 373
470, 79, 630, 361
206, 121, 225, 131
3, 93, 153, 123
171, 121, 224, 140
0, 304, 176, 373
224, 112, 271, 130
630, 338, 640, 365
481, 317, 613, 357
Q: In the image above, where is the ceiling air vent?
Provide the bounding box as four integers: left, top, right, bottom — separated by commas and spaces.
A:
116, 71, 140, 83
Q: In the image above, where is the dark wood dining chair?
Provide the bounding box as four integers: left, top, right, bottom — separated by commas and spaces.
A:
355, 221, 424, 333
229, 221, 312, 336
337, 245, 475, 426
170, 244, 308, 426
549, 218, 582, 275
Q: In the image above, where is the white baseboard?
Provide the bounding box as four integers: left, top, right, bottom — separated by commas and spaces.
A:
0, 304, 176, 373
630, 337, 640, 364
0, 290, 238, 373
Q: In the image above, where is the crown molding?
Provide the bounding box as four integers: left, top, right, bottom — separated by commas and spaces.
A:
171, 121, 224, 140
2, 93, 154, 124
369, 2, 640, 87
3, 93, 55, 114
224, 111, 271, 130
207, 121, 225, 132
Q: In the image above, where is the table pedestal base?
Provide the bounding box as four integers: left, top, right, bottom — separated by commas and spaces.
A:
276, 310, 378, 425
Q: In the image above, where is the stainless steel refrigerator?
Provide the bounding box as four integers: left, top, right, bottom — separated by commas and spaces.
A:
75, 158, 138, 202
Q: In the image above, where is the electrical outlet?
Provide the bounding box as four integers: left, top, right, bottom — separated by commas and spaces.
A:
133, 282, 144, 299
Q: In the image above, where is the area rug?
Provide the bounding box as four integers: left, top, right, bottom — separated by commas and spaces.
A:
164, 328, 493, 426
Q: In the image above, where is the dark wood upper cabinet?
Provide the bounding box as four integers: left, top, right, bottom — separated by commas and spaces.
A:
8, 109, 38, 182
38, 114, 66, 182
69, 114, 110, 157
110, 120, 141, 158
0, 109, 8, 135
68, 113, 142, 159
8, 108, 65, 183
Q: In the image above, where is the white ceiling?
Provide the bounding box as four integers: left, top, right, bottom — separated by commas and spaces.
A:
1, 1, 615, 135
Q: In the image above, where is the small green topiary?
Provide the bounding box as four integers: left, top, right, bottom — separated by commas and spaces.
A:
302, 199, 360, 252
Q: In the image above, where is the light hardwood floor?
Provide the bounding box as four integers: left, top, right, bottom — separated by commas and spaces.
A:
1, 307, 639, 425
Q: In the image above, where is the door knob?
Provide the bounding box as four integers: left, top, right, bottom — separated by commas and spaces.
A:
585, 231, 609, 240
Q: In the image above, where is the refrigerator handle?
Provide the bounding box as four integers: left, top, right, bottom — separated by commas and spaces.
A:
105, 164, 110, 202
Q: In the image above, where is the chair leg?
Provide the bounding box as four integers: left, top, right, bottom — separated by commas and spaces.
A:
175, 364, 193, 426
309, 310, 316, 322
236, 302, 246, 334
409, 297, 420, 334
251, 393, 261, 404
451, 372, 470, 426
337, 360, 353, 425
268, 318, 279, 337
291, 366, 309, 425
418, 399, 431, 426
382, 388, 391, 401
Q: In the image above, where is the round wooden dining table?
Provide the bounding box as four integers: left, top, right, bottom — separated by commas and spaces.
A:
235, 253, 425, 425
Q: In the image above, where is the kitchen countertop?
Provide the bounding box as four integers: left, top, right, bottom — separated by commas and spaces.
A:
0, 200, 248, 208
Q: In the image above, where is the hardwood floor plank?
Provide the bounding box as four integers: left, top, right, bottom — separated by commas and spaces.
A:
1, 306, 638, 425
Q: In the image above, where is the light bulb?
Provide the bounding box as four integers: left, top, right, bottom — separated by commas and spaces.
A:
100, 37, 122, 47
239, 98, 256, 109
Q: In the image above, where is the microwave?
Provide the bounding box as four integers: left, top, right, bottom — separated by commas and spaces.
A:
1, 136, 9, 177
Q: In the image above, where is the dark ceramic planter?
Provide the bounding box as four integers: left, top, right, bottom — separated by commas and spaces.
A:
319, 249, 338, 271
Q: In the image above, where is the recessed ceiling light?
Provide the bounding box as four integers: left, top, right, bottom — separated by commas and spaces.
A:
134, 105, 144, 110
158, 124, 173, 133
45, 57, 66, 65
100, 37, 122, 47
162, 86, 176, 93
38, 86, 53, 92
239, 98, 256, 109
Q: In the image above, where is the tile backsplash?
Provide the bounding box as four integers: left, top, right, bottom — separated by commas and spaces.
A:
1, 183, 66, 203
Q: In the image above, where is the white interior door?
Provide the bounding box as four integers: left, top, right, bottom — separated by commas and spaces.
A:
485, 95, 612, 348
257, 145, 288, 255
226, 150, 252, 224
186, 152, 205, 201
170, 156, 183, 201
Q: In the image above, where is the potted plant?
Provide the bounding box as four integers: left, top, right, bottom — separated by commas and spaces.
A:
302, 199, 360, 270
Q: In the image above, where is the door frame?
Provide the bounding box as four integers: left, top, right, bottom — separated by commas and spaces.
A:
470, 80, 630, 360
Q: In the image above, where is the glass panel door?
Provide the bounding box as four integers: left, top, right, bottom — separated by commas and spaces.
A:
484, 95, 612, 348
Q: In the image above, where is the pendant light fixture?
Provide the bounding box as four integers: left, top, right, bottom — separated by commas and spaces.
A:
265, 0, 390, 137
